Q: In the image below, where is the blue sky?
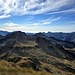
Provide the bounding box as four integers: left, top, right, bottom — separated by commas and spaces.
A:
0, 0, 75, 33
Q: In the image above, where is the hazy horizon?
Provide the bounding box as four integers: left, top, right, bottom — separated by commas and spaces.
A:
0, 30, 75, 34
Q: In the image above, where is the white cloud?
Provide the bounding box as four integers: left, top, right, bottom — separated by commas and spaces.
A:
42, 22, 52, 25
49, 17, 61, 22
0, 21, 31, 32
0, 21, 75, 33
39, 16, 61, 25
4, 21, 19, 27
0, 21, 40, 32
26, 16, 61, 25
26, 16, 34, 21
48, 8, 75, 14
0, 14, 11, 19
0, 0, 75, 19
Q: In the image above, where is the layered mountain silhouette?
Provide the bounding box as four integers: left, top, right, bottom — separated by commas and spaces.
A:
0, 30, 75, 43
0, 30, 10, 36
0, 31, 75, 75
43, 32, 75, 43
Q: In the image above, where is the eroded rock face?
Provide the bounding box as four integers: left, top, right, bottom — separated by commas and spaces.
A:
17, 57, 42, 71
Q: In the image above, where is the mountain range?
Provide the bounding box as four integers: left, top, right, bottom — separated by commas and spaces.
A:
0, 30, 10, 36
0, 31, 75, 75
0, 30, 75, 43
43, 32, 75, 43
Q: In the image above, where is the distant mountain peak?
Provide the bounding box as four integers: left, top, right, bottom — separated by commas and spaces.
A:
34, 32, 46, 38
0, 30, 10, 36
5, 31, 26, 39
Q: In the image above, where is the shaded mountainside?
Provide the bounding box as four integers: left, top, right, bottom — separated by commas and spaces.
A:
0, 31, 36, 45
0, 30, 10, 36
36, 37, 75, 60
0, 35, 4, 40
0, 31, 75, 75
44, 32, 75, 43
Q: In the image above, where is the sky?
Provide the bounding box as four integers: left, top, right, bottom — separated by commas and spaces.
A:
0, 0, 75, 33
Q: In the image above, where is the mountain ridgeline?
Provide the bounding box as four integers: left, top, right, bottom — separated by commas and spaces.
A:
0, 31, 75, 75
0, 30, 10, 36
43, 32, 75, 43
